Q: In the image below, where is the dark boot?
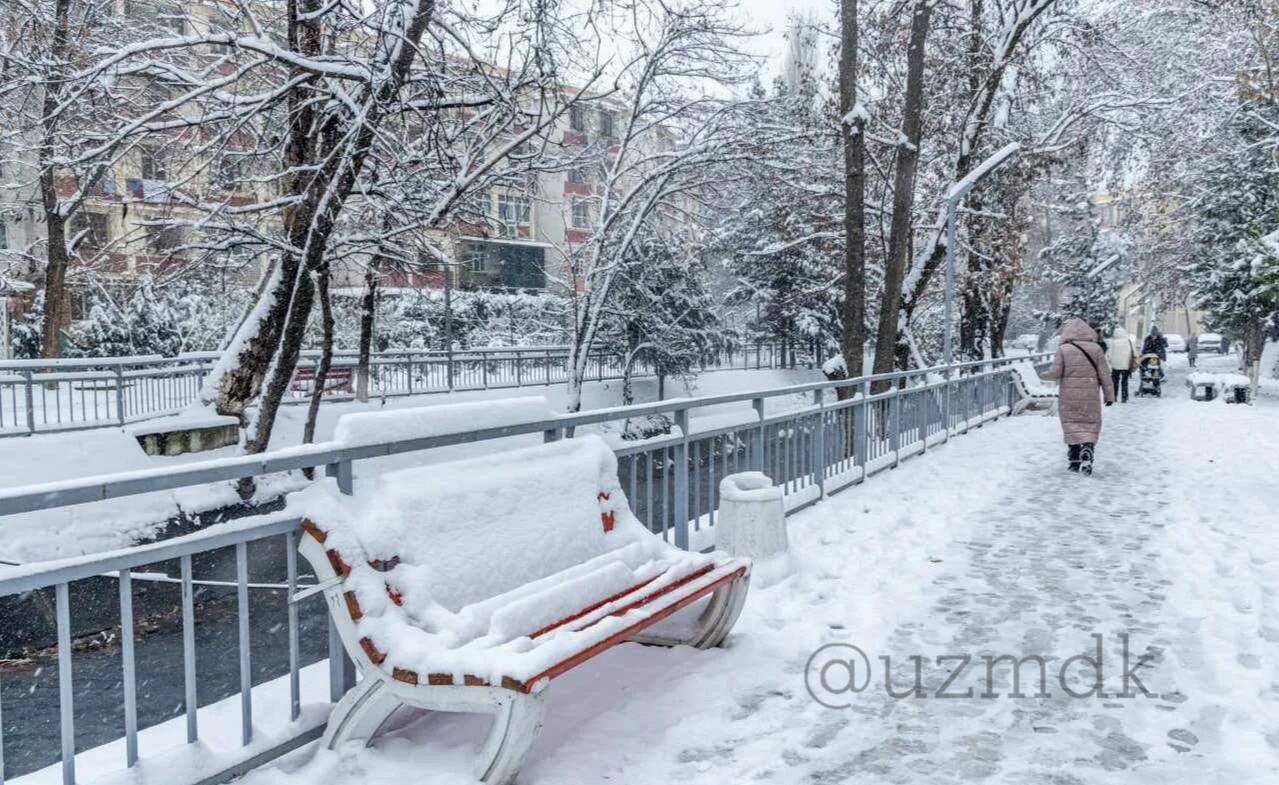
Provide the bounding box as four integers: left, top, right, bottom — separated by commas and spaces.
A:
1068, 444, 1081, 472
1079, 443, 1095, 476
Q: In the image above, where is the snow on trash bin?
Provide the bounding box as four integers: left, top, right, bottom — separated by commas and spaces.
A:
716, 472, 791, 585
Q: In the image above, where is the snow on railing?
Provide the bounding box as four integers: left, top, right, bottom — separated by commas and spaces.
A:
0, 343, 796, 437
0, 353, 1045, 785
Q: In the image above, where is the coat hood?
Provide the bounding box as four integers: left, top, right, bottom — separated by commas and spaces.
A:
1060, 318, 1098, 343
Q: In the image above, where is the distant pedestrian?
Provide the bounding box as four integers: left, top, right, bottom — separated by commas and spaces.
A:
1105, 327, 1138, 402
1187, 333, 1198, 368
1220, 334, 1230, 354
1041, 318, 1116, 475
1142, 327, 1168, 361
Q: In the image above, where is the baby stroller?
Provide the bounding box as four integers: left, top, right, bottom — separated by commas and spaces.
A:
1137, 354, 1163, 397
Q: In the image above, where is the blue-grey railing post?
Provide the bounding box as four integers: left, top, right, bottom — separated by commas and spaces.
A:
890, 383, 901, 468
673, 408, 690, 550
22, 369, 35, 434
812, 389, 825, 495
405, 353, 414, 395
919, 378, 929, 454
323, 459, 357, 702
482, 353, 489, 388
180, 554, 198, 744
943, 365, 953, 443
515, 349, 523, 387
327, 613, 354, 702
751, 397, 765, 471
115, 366, 127, 424
56, 582, 75, 785
326, 460, 354, 495
855, 380, 870, 477
446, 346, 455, 391
236, 542, 252, 745
543, 426, 561, 443
119, 568, 138, 766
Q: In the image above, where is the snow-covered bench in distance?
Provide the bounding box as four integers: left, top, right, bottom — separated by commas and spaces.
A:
1008, 358, 1057, 412
293, 434, 751, 784
1188, 371, 1252, 404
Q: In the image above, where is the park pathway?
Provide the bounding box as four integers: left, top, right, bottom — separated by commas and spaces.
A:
239, 360, 1279, 785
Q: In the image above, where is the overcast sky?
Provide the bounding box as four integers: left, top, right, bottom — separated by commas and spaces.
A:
735, 0, 833, 83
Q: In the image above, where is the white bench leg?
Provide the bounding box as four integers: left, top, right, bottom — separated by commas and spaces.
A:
322, 677, 405, 750
475, 690, 547, 785
629, 573, 751, 649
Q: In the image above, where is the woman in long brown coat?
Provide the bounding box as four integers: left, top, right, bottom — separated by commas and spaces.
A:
1041, 318, 1116, 474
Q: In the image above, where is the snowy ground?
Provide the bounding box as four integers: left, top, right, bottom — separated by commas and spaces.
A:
0, 367, 823, 564
228, 356, 1279, 785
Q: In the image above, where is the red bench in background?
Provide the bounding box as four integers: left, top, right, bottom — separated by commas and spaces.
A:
291, 364, 354, 394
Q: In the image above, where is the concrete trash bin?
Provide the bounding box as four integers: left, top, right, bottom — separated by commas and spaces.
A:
716, 472, 788, 561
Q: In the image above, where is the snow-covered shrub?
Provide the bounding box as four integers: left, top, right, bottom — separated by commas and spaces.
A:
65, 284, 248, 358
10, 290, 43, 359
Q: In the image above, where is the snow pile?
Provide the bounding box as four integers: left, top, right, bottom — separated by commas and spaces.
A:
332, 396, 555, 447
820, 354, 846, 379
289, 435, 733, 685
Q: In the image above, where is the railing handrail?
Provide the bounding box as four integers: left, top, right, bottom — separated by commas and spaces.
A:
0, 343, 732, 372
0, 354, 1046, 518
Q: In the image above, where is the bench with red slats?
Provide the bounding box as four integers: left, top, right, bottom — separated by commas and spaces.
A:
290, 364, 354, 393
294, 434, 751, 784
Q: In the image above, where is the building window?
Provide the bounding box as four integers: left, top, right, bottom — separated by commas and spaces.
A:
569, 105, 587, 133
0, 221, 7, 250
568, 166, 589, 184
141, 148, 167, 181
571, 199, 591, 229
598, 111, 615, 139
497, 193, 531, 226
463, 242, 492, 274
70, 212, 110, 255
465, 190, 491, 220
147, 224, 187, 256
126, 0, 184, 34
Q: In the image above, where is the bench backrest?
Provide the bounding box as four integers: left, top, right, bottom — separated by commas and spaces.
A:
297, 435, 636, 612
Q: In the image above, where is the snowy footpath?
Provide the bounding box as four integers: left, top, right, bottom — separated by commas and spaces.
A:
237, 363, 1279, 785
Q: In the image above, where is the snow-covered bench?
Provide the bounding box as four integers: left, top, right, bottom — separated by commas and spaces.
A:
1008, 359, 1057, 412
1187, 372, 1252, 404
293, 435, 751, 784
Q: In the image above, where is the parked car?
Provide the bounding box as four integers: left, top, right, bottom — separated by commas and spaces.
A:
1198, 332, 1224, 353
1165, 333, 1186, 353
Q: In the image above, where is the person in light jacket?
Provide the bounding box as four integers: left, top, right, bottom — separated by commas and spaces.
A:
1187, 333, 1198, 368
1041, 318, 1116, 474
1105, 327, 1138, 403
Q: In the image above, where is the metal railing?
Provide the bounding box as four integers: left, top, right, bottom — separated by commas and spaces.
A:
0, 353, 1046, 785
0, 343, 796, 437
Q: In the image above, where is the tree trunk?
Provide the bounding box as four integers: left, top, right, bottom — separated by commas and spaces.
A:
356, 258, 380, 402
37, 0, 73, 359
245, 268, 316, 456
303, 269, 334, 445
212, 0, 437, 435
301, 268, 333, 479
837, 0, 866, 399
871, 0, 933, 387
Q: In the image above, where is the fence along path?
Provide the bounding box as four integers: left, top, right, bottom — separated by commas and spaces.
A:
0, 354, 1044, 785
0, 343, 794, 437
